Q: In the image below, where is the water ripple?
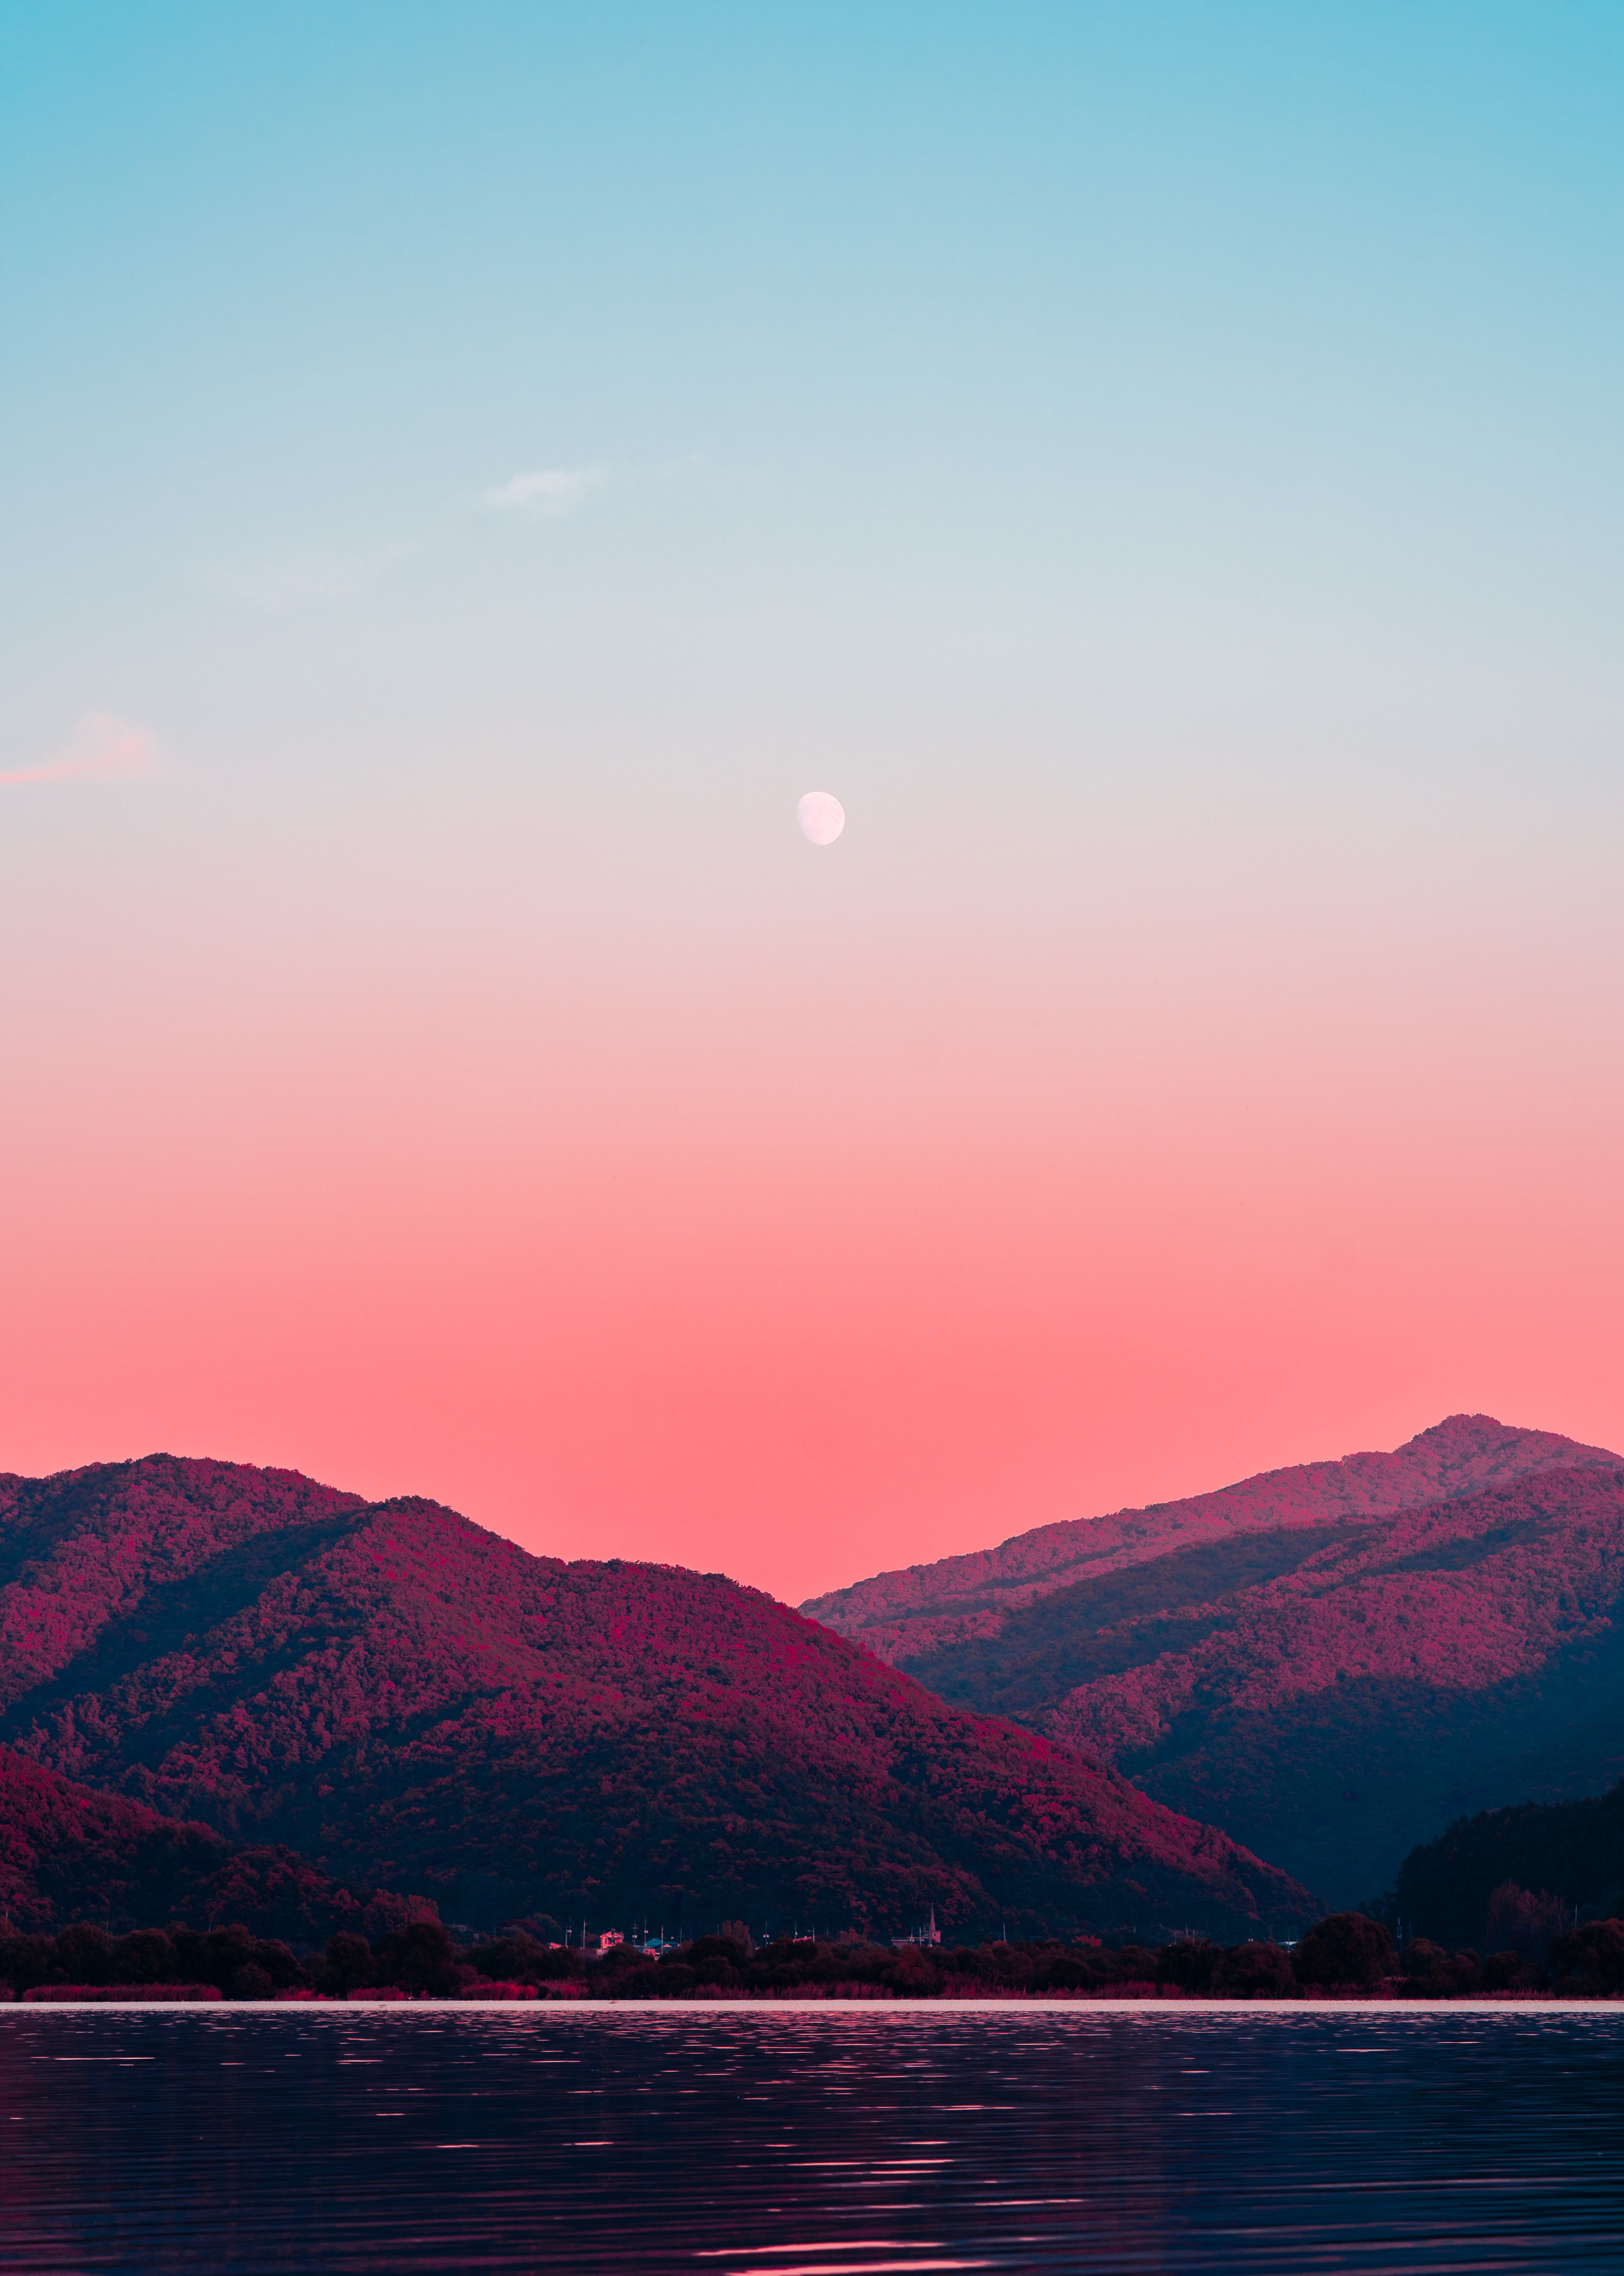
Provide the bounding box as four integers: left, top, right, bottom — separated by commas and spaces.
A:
1, 2007, 1622, 2272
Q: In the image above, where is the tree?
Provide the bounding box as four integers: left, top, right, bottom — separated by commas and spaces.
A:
599, 1949, 662, 1997
241, 1937, 304, 1990
1483, 1882, 1569, 1965
884, 1949, 937, 1995
1292, 1913, 1394, 1988
110, 1930, 176, 1984
53, 1922, 113, 1985
1212, 1941, 1295, 1996
374, 1920, 461, 1997
319, 1932, 376, 1995
1041, 1954, 1104, 1991
1157, 1938, 1217, 1994
683, 1934, 749, 1979
464, 1932, 579, 1984
0, 1935, 53, 1991
1550, 1918, 1624, 1994
1400, 1939, 1480, 1996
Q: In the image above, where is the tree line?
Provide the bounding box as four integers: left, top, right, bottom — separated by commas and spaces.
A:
4, 1909, 1624, 2000
1379, 1778, 1624, 1950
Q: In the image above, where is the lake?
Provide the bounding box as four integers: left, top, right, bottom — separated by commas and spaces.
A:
2, 2002, 1622, 2273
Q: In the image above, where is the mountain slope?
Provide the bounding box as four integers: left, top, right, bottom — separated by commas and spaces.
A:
860, 1456, 1624, 1904
0, 1742, 414, 1940
0, 1455, 1311, 1940
802, 1417, 1619, 1665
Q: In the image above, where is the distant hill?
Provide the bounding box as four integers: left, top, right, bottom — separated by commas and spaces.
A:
804, 1427, 1624, 1905
0, 1455, 1311, 1941
803, 1417, 1618, 1662
0, 1742, 414, 1940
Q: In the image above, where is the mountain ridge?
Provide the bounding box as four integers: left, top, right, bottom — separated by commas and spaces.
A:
0, 1453, 1312, 1941
1044, 1460, 1624, 1889
809, 1433, 1624, 1904
801, 1417, 1620, 1665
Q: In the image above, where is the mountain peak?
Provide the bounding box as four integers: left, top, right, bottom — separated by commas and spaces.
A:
802, 1415, 1620, 1655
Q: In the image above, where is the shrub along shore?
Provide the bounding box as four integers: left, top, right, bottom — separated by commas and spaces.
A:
5, 1912, 1624, 2003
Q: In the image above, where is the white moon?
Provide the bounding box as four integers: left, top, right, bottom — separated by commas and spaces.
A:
797, 790, 845, 845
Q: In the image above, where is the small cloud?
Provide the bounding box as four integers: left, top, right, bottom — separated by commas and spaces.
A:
480, 464, 606, 514
0, 711, 162, 787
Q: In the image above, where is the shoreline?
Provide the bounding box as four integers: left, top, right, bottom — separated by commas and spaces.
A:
7, 1995, 1623, 2014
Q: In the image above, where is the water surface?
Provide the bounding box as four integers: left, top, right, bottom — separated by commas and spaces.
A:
3, 2003, 1622, 2273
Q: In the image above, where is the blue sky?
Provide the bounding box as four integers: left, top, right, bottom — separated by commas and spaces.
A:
4, 0, 1620, 777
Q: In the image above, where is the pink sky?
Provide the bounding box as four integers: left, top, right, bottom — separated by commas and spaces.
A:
3, 720, 1620, 1608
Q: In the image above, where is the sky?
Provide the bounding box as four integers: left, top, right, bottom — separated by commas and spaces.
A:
2, 1, 1621, 1607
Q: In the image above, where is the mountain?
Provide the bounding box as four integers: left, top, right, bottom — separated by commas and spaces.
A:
0, 1454, 1311, 1941
0, 1742, 415, 1941
802, 1417, 1618, 1663
804, 1427, 1624, 1905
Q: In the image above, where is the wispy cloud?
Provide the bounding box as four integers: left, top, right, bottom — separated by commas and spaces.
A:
202, 467, 609, 612
480, 464, 607, 514
1, 711, 162, 787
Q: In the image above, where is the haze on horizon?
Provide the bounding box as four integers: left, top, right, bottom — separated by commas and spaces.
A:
1, 2, 1621, 1606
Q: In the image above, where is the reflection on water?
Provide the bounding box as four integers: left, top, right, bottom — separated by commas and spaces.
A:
2, 2004, 1622, 2273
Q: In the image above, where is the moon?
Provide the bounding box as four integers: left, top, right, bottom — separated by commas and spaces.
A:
797, 790, 845, 845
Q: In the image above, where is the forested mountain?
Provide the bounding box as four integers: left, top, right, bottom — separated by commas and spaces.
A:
803, 1417, 1617, 1664
0, 1456, 1311, 1941
812, 1440, 1624, 1904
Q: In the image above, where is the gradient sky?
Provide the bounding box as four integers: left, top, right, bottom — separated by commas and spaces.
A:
2, 2, 1621, 1606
